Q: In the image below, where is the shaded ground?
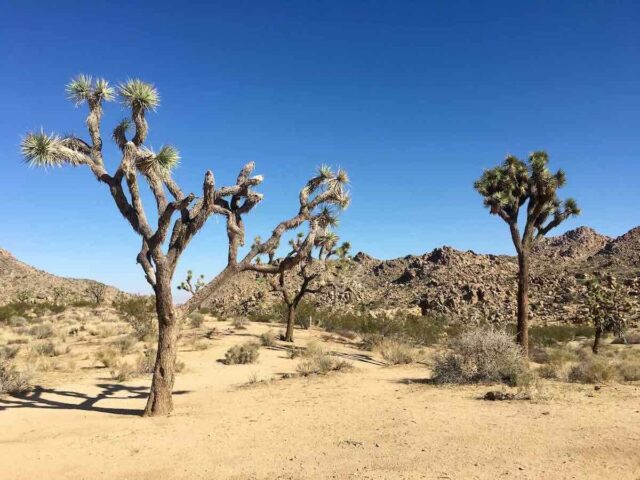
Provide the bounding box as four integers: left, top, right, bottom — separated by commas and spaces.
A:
1, 321, 640, 479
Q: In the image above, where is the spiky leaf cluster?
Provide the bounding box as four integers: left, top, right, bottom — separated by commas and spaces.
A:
66, 74, 114, 105
21, 131, 86, 167
118, 79, 160, 111
474, 151, 579, 238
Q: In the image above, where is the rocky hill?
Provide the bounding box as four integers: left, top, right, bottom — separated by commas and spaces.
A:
0, 248, 122, 305
200, 226, 640, 325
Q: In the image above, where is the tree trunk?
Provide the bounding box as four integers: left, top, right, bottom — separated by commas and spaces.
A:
592, 326, 602, 354
284, 304, 295, 342
144, 273, 179, 417
516, 251, 530, 358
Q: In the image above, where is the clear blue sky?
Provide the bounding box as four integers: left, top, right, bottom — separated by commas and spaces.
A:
1, 1, 638, 299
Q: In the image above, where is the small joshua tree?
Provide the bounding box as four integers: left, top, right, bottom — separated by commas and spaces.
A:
52, 286, 70, 306
86, 283, 107, 305
177, 270, 206, 296
475, 152, 580, 357
22, 75, 349, 416
269, 207, 350, 342
585, 275, 630, 354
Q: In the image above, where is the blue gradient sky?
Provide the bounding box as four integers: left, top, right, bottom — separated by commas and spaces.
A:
1, 1, 638, 299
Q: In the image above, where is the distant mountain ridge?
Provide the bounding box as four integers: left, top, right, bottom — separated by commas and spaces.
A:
0, 248, 122, 305
200, 226, 640, 325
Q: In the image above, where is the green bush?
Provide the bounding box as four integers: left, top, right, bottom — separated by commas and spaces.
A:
223, 342, 260, 365
376, 339, 418, 365
113, 295, 157, 341
189, 312, 205, 329
506, 324, 594, 348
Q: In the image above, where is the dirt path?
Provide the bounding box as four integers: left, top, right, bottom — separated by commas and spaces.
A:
1, 322, 639, 479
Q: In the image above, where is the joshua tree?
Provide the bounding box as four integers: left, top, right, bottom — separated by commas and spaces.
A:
177, 270, 206, 296
269, 211, 350, 342
474, 152, 580, 356
52, 286, 70, 306
22, 75, 349, 416
86, 283, 107, 305
585, 275, 630, 354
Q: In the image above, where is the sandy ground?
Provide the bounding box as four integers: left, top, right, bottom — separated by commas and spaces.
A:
1, 321, 640, 480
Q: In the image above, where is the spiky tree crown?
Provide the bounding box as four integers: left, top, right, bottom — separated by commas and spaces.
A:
474, 151, 580, 241
118, 79, 160, 111
66, 74, 114, 105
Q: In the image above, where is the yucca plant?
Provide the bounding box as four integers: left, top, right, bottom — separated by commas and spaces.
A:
21, 75, 351, 417
475, 152, 580, 357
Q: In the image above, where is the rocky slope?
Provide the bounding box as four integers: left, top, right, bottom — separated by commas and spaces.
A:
200, 226, 640, 325
0, 248, 122, 305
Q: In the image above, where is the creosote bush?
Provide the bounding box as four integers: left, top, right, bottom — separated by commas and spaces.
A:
0, 360, 32, 396
432, 327, 526, 385
189, 312, 205, 329
113, 295, 157, 341
223, 341, 260, 365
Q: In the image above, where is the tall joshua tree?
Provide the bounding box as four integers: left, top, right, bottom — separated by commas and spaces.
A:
21, 75, 349, 416
270, 209, 350, 342
474, 152, 580, 356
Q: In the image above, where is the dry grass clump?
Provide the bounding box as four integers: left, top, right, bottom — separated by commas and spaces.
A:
259, 330, 278, 347
376, 338, 420, 365
295, 341, 353, 376
114, 335, 138, 354
0, 359, 31, 396
0, 345, 20, 360
29, 323, 55, 339
232, 317, 249, 330
33, 341, 69, 357
95, 346, 119, 369
568, 354, 618, 384
223, 341, 260, 365
432, 327, 526, 385
189, 312, 205, 329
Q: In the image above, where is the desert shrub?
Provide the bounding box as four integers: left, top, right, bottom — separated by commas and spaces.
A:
135, 347, 157, 374
7, 337, 29, 345
432, 327, 526, 385
507, 324, 593, 348
247, 311, 278, 323
71, 299, 94, 308
232, 317, 249, 330
223, 341, 260, 365
568, 355, 618, 383
34, 341, 68, 357
114, 335, 138, 354
113, 295, 157, 341
376, 339, 418, 365
0, 303, 31, 323
317, 310, 453, 346
110, 361, 136, 382
0, 360, 31, 395
296, 350, 352, 377
612, 333, 640, 345
618, 358, 640, 381
259, 330, 277, 347
189, 312, 205, 329
0, 345, 20, 360
537, 363, 559, 379
8, 317, 28, 328
29, 323, 55, 339
95, 346, 119, 369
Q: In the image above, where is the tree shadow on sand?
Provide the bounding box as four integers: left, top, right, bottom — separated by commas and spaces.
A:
0, 384, 190, 416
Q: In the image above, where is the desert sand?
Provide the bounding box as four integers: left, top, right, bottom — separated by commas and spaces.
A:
1, 321, 639, 480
